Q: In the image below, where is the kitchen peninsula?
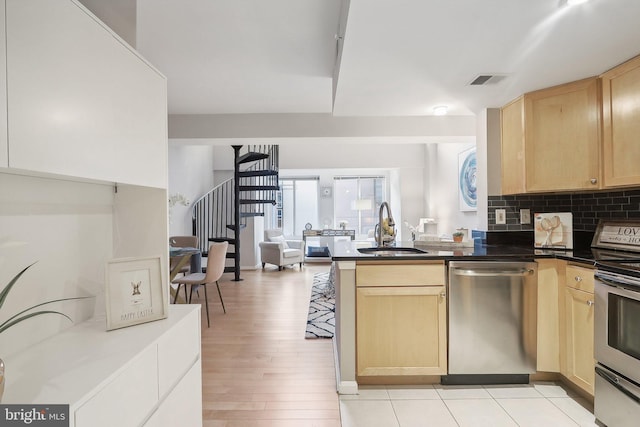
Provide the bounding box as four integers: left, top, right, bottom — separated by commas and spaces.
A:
331, 238, 601, 399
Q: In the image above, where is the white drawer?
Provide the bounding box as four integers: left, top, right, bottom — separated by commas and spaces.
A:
157, 305, 200, 396
145, 359, 202, 427
75, 345, 158, 427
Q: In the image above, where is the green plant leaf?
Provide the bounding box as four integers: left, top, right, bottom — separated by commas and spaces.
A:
1, 263, 94, 335
0, 296, 92, 332
0, 310, 73, 335
0, 262, 37, 310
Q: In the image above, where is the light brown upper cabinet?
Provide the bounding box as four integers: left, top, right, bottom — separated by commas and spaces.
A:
601, 55, 640, 188
501, 97, 526, 195
500, 78, 601, 194
524, 78, 601, 193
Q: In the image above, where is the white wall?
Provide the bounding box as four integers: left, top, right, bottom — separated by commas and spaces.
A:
427, 142, 480, 236
168, 144, 215, 237
0, 173, 111, 356
276, 142, 431, 242
77, 0, 137, 47
476, 108, 501, 230
279, 141, 480, 239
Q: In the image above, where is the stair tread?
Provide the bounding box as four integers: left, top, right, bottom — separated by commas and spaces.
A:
238, 170, 278, 177
240, 212, 265, 218
226, 224, 246, 231
239, 185, 280, 191
237, 152, 269, 164
239, 199, 277, 204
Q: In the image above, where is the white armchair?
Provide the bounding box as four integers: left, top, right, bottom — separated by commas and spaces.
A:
259, 229, 305, 270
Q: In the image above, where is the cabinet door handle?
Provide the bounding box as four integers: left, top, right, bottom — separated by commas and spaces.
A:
590, 178, 598, 184
587, 300, 594, 307
440, 291, 446, 299
574, 276, 583, 282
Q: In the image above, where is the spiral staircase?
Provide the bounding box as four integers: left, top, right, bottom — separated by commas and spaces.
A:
191, 145, 279, 281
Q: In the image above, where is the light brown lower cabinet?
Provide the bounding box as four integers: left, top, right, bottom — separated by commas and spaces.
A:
536, 259, 561, 372
356, 284, 447, 376
561, 265, 596, 396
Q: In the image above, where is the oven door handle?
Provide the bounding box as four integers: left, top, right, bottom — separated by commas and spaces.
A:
596, 275, 627, 288
596, 366, 640, 404
596, 276, 640, 298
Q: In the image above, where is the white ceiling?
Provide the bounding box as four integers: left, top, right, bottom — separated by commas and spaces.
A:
136, 0, 640, 117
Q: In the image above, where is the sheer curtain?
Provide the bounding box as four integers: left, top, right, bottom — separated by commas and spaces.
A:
333, 176, 386, 237
277, 177, 319, 238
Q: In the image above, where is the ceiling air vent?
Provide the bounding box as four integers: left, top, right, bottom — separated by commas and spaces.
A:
469, 74, 508, 86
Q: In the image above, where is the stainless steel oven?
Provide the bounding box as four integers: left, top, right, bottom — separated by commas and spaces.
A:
594, 267, 640, 426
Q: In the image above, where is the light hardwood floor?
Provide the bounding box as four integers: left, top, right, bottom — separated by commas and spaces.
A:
193, 263, 341, 427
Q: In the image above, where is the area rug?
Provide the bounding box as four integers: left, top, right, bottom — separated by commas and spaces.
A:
305, 271, 335, 338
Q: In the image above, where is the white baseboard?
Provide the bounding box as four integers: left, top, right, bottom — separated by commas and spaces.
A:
333, 337, 359, 395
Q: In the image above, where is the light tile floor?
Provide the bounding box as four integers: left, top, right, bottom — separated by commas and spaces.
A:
340, 382, 599, 427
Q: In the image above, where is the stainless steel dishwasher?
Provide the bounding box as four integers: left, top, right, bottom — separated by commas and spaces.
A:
444, 260, 538, 385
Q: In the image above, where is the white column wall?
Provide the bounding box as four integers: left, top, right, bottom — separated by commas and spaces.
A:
427, 142, 480, 236
168, 144, 215, 237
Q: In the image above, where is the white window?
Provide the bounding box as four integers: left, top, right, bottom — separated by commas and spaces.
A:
333, 176, 386, 237
277, 177, 319, 238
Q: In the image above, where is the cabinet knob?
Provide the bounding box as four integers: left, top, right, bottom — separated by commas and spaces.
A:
590, 178, 598, 184
574, 276, 583, 282
587, 300, 594, 307
440, 291, 446, 299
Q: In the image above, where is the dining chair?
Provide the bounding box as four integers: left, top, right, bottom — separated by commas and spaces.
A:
171, 241, 228, 327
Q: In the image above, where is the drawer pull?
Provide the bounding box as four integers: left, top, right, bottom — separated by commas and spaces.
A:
574, 276, 583, 282
587, 300, 594, 307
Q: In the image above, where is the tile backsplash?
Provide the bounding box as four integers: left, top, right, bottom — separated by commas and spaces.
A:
488, 189, 640, 232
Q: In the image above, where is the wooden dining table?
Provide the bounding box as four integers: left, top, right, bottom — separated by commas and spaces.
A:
169, 247, 201, 303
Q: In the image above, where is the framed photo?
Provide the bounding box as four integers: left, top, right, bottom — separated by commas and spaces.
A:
458, 147, 477, 212
105, 256, 167, 331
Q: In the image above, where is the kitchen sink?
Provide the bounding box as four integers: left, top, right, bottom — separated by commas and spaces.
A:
357, 247, 428, 256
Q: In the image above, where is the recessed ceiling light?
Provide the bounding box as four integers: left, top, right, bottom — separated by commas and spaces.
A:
433, 106, 448, 116
567, 0, 589, 5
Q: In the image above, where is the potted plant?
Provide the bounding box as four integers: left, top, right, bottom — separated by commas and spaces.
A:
453, 231, 465, 243
0, 262, 90, 402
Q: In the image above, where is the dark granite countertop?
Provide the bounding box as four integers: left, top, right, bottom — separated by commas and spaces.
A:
330, 239, 619, 265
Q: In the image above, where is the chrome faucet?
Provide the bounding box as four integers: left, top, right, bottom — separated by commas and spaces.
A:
377, 201, 395, 247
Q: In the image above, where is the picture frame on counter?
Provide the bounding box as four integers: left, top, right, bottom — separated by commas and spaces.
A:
105, 256, 167, 331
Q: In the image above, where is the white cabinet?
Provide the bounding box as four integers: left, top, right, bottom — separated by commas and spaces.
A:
3, 305, 202, 427
145, 360, 203, 427
75, 346, 159, 427
5, 0, 167, 188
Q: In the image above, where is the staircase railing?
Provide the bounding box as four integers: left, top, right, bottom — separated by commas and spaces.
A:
191, 178, 235, 256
